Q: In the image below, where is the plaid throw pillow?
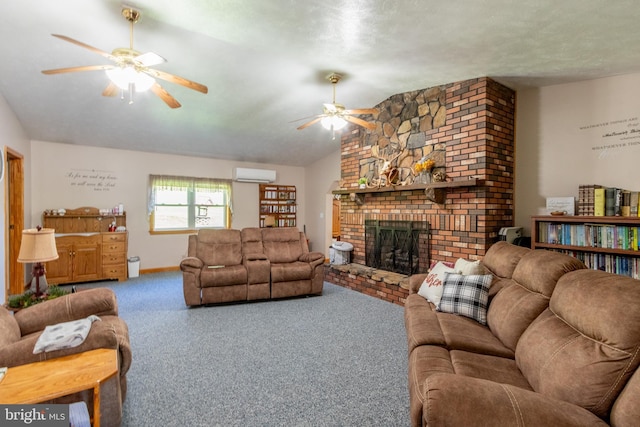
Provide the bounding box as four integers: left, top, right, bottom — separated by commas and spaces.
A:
437, 273, 493, 325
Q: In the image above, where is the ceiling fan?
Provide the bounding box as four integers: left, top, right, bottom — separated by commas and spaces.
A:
296, 73, 377, 133
41, 7, 208, 108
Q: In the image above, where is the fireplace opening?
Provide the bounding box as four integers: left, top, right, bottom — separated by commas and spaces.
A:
365, 220, 430, 275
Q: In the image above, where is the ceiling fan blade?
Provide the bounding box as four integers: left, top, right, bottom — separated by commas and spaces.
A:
102, 82, 119, 97
297, 116, 324, 130
150, 82, 182, 108
146, 69, 208, 94
51, 34, 115, 61
42, 64, 114, 75
343, 108, 378, 115
343, 115, 376, 130
135, 52, 166, 67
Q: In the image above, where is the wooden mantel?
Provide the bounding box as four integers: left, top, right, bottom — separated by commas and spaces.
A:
332, 178, 484, 204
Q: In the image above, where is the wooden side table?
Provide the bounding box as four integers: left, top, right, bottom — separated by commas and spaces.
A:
0, 348, 118, 427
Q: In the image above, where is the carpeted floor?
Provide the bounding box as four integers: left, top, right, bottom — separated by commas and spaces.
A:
76, 272, 410, 427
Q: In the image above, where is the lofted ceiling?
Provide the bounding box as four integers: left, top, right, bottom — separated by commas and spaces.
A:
1, 0, 640, 166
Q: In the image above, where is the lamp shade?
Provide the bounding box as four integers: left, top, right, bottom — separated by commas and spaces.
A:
105, 67, 156, 92
321, 115, 347, 130
17, 228, 59, 263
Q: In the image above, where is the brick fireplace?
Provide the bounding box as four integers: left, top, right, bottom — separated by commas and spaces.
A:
325, 77, 516, 305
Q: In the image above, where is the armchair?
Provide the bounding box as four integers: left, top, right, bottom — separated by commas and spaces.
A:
0, 287, 131, 427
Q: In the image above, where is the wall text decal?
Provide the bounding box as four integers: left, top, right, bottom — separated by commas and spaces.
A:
65, 168, 118, 192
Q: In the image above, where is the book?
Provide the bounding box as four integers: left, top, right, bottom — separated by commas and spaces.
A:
630, 191, 639, 217
621, 190, 631, 217
594, 187, 605, 216
615, 188, 622, 216
604, 188, 616, 216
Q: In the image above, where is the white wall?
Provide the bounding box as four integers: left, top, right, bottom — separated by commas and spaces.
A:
0, 93, 31, 303
515, 72, 640, 234
30, 141, 306, 270
304, 148, 341, 254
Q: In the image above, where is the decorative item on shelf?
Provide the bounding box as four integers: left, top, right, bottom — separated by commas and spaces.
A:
432, 171, 447, 182
17, 227, 59, 297
264, 215, 276, 227
358, 177, 367, 189
413, 158, 435, 184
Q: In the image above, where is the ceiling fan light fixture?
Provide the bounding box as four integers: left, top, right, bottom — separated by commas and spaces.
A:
105, 66, 155, 92
321, 115, 347, 130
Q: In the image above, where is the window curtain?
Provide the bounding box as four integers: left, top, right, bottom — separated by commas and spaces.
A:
148, 175, 233, 221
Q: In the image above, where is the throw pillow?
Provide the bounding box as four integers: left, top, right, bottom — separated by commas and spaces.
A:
454, 258, 486, 275
429, 259, 455, 270
437, 273, 493, 325
418, 261, 456, 307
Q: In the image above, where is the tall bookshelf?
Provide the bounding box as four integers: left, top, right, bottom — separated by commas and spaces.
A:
532, 215, 640, 279
259, 184, 296, 227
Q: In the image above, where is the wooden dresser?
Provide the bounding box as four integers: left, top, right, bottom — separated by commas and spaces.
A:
42, 207, 128, 284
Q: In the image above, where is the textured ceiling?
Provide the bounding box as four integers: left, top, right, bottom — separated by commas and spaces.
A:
1, 0, 640, 166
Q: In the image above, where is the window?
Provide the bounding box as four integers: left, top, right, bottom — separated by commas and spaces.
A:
148, 175, 232, 232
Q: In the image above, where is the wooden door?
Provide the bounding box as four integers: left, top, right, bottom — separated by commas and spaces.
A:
73, 241, 101, 282
7, 148, 24, 297
45, 241, 73, 285
332, 198, 341, 238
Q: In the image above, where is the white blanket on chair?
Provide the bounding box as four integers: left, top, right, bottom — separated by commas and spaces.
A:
33, 315, 101, 354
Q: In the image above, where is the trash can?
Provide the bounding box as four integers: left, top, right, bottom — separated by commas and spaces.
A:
330, 241, 353, 264
128, 256, 140, 278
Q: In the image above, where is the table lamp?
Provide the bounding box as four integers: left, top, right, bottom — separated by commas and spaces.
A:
17, 227, 59, 297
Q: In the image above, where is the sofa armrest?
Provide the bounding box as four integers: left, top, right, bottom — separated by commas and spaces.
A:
180, 256, 203, 271
243, 253, 268, 262
423, 374, 607, 427
0, 317, 121, 368
14, 288, 118, 336
299, 251, 324, 267
409, 273, 427, 294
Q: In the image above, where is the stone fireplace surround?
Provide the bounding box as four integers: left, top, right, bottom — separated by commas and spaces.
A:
325, 77, 516, 306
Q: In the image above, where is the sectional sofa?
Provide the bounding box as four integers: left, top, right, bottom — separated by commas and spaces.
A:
405, 241, 640, 426
180, 227, 325, 306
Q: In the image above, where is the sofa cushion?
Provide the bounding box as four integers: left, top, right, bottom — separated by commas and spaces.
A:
241, 227, 264, 255
196, 229, 243, 266
417, 261, 455, 307
270, 261, 312, 283
261, 228, 304, 263
454, 258, 486, 275
487, 249, 586, 352
200, 264, 248, 288
516, 269, 640, 419
0, 306, 21, 347
481, 241, 530, 279
437, 273, 492, 325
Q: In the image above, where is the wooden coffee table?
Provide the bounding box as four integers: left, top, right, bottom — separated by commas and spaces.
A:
0, 348, 118, 427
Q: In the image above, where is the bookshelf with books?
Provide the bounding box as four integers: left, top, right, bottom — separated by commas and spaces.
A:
259, 184, 297, 228
532, 215, 640, 279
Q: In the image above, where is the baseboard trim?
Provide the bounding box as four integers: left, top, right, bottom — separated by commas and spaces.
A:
140, 266, 180, 275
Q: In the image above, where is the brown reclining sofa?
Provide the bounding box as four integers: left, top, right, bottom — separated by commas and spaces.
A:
405, 241, 640, 426
180, 227, 325, 306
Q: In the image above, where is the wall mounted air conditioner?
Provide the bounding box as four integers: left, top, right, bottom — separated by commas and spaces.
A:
233, 168, 276, 183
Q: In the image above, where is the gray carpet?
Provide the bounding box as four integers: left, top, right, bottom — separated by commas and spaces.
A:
77, 272, 410, 426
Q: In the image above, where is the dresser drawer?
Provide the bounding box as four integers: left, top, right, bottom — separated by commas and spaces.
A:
102, 242, 125, 254
102, 265, 126, 280
102, 233, 127, 243
102, 253, 126, 265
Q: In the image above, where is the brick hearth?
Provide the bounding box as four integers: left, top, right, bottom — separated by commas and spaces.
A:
327, 77, 515, 305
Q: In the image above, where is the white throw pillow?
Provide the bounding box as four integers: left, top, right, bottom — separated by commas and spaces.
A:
418, 261, 456, 307
454, 258, 486, 275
